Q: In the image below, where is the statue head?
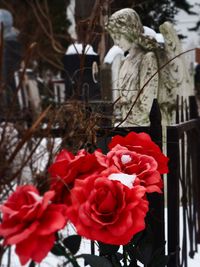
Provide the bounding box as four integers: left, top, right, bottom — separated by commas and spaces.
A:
106, 8, 162, 52
106, 8, 144, 52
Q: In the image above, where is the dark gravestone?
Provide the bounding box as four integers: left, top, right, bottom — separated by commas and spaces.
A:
0, 9, 21, 118
62, 46, 101, 100
3, 39, 21, 104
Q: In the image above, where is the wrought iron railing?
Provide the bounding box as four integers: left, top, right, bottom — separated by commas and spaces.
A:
167, 119, 200, 267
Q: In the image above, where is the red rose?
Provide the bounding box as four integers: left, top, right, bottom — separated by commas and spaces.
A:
108, 132, 169, 174
48, 149, 75, 183
106, 144, 163, 193
67, 170, 149, 245
0, 185, 67, 265
49, 149, 107, 203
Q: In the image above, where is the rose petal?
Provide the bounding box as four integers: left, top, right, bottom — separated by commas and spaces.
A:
16, 233, 55, 265
37, 208, 66, 235
6, 221, 39, 245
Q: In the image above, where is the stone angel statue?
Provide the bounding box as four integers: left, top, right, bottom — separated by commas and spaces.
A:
106, 8, 194, 126
106, 8, 161, 126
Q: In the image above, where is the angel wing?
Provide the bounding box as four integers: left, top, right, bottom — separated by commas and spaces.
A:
158, 22, 194, 124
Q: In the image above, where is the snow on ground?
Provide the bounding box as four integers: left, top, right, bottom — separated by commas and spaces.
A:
1, 220, 200, 267
189, 250, 200, 267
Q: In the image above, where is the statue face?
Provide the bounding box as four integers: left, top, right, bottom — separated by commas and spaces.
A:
106, 9, 144, 52
111, 33, 132, 52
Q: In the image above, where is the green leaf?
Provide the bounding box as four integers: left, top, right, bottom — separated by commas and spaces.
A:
51, 243, 66, 256
81, 254, 112, 267
130, 230, 144, 246
63, 235, 82, 255
148, 243, 170, 267
134, 242, 153, 265
28, 261, 35, 267
115, 252, 123, 261
128, 259, 140, 267
150, 243, 167, 261
98, 242, 119, 256
125, 227, 154, 265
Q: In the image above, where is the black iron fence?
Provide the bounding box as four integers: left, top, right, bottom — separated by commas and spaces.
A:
167, 97, 200, 267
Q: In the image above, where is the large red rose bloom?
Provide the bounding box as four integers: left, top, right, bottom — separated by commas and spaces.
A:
106, 144, 163, 193
67, 171, 149, 245
108, 132, 169, 174
48, 149, 107, 203
0, 186, 67, 265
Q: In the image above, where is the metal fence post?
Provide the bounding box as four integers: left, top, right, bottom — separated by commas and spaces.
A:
148, 99, 165, 252
167, 126, 180, 267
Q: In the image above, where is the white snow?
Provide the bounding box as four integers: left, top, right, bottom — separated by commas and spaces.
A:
143, 26, 157, 39
108, 173, 136, 189
174, 0, 200, 48
155, 33, 165, 43
104, 45, 124, 64
143, 26, 165, 44
121, 154, 132, 164
66, 43, 97, 55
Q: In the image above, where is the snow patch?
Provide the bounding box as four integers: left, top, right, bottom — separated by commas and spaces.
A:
121, 154, 132, 164
143, 26, 164, 43
108, 173, 136, 189
104, 45, 124, 64
143, 26, 157, 39
66, 43, 97, 55
155, 33, 165, 43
